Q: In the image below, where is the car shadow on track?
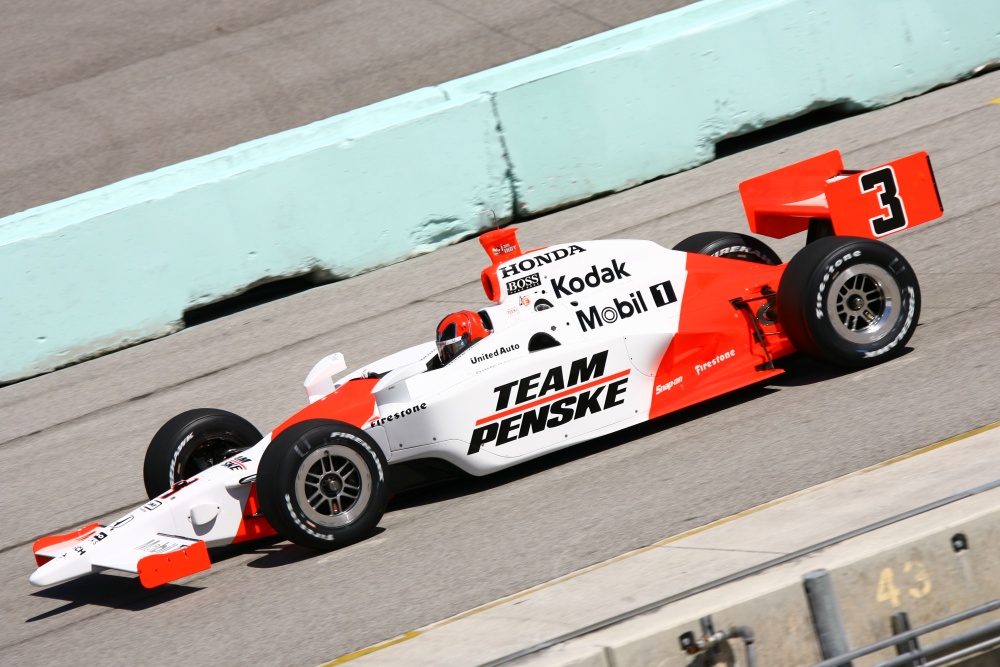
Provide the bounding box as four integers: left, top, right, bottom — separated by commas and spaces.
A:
383, 351, 880, 513
27, 573, 200, 620
242, 528, 386, 569
384, 391, 777, 512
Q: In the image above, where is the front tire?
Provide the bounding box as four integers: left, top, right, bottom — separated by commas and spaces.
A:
777, 236, 920, 367
143, 408, 262, 498
257, 420, 389, 551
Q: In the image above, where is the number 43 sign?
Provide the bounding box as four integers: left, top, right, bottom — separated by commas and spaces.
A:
876, 560, 932, 608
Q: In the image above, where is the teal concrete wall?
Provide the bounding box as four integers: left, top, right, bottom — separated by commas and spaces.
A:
0, 91, 512, 381
447, 0, 1000, 213
1, 0, 998, 383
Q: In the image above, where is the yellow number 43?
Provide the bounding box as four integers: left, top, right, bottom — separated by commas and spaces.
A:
877, 561, 932, 608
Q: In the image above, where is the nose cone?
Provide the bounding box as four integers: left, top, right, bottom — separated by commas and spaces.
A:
29, 551, 93, 587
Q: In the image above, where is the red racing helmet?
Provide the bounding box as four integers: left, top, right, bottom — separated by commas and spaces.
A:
436, 310, 490, 365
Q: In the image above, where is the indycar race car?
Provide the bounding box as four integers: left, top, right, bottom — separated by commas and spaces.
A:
29, 149, 944, 589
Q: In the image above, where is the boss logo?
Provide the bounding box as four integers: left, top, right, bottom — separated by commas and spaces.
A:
506, 273, 540, 294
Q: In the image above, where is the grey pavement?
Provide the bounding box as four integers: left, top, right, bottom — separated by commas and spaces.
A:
1, 69, 999, 666
346, 423, 1000, 666
0, 0, 692, 218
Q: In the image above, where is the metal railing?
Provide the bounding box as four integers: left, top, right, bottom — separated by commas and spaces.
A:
481, 477, 1000, 666
809, 599, 1000, 667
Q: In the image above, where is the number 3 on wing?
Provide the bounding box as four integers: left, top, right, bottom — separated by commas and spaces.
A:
860, 166, 908, 236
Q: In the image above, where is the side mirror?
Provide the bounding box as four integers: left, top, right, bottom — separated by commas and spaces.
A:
304, 353, 347, 403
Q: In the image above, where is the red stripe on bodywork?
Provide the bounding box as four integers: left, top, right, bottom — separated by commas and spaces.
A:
649, 253, 790, 420
273, 377, 379, 437
32, 522, 101, 566
137, 540, 211, 588
232, 483, 277, 544
476, 369, 630, 426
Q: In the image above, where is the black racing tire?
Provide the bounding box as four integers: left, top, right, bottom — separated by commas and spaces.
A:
777, 236, 921, 367
257, 420, 389, 551
672, 231, 782, 265
143, 408, 262, 498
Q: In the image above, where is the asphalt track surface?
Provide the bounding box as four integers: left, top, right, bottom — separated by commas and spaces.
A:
0, 0, 691, 219
2, 70, 1000, 666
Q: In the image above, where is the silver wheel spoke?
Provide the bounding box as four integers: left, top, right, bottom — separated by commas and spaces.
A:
295, 443, 375, 528
826, 263, 900, 344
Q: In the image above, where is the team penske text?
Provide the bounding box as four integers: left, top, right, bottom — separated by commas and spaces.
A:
468, 351, 629, 454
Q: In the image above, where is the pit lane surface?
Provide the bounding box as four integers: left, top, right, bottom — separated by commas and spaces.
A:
1, 71, 999, 666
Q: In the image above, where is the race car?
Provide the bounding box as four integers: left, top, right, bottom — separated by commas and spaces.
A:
29, 149, 944, 589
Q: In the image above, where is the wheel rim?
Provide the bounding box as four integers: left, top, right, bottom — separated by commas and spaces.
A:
177, 434, 247, 482
295, 444, 372, 528
825, 263, 901, 344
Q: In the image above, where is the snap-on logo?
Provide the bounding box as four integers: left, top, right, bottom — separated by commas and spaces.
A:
499, 245, 586, 278
655, 376, 682, 394
506, 273, 540, 295
551, 260, 630, 298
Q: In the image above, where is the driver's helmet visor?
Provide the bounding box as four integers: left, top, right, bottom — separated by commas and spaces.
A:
436, 335, 467, 364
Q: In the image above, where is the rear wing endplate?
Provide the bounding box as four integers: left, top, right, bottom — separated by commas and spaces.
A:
739, 150, 943, 239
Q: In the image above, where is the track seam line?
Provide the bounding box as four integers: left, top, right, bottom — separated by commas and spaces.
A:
0, 500, 142, 556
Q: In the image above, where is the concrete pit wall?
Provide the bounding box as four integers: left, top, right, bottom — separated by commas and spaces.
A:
524, 489, 1000, 667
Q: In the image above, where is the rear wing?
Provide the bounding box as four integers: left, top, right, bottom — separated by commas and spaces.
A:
739, 150, 943, 240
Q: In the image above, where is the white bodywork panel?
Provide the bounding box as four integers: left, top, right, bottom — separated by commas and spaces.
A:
32, 239, 695, 587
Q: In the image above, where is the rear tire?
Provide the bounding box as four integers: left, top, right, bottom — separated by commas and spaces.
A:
143, 408, 262, 498
673, 231, 782, 265
257, 420, 389, 551
777, 236, 920, 367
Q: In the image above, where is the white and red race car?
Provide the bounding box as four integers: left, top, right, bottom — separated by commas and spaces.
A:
30, 149, 944, 588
